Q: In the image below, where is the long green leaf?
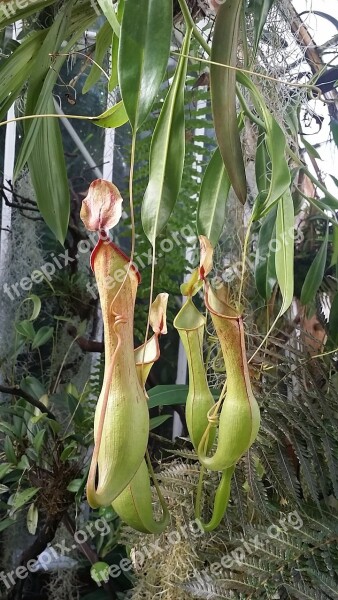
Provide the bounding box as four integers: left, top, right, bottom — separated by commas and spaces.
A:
0, 464, 13, 480
15, 320, 35, 340
15, 1, 74, 178
82, 21, 112, 94
255, 205, 277, 300
255, 131, 278, 300
330, 174, 338, 187
33, 430, 46, 454
32, 326, 54, 350
4, 436, 17, 464
251, 0, 275, 59
141, 29, 191, 246
109, 0, 125, 91
14, 1, 97, 177
330, 225, 338, 269
0, 0, 56, 27
148, 384, 189, 409
329, 292, 338, 345
20, 376, 46, 402
0, 30, 47, 120
255, 113, 291, 217
197, 148, 231, 247
275, 191, 294, 316
93, 101, 129, 128
301, 167, 338, 210
0, 518, 15, 533
306, 198, 338, 227
149, 415, 172, 430
300, 229, 328, 306
10, 487, 39, 513
148, 384, 218, 409
28, 98, 70, 244
255, 129, 269, 193
97, 0, 121, 37
29, 6, 74, 113
14, 3, 97, 243
237, 72, 291, 219
300, 136, 321, 160
118, 0, 173, 131
210, 0, 247, 204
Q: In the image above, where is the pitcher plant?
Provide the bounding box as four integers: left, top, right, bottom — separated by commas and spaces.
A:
81, 180, 149, 508
81, 181, 260, 533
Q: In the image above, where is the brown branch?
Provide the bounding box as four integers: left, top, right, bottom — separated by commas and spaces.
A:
0, 196, 40, 212
0, 385, 56, 421
288, 5, 323, 74
1, 181, 37, 206
318, 33, 338, 53
287, 1, 338, 120
67, 325, 103, 352
62, 513, 117, 599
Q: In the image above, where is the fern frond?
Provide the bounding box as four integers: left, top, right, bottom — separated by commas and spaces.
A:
244, 449, 273, 520
283, 580, 332, 600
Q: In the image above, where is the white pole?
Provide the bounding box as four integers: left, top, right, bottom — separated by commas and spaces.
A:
90, 66, 116, 378
54, 102, 103, 180
0, 105, 16, 273
102, 92, 116, 182
0, 23, 22, 387
0, 22, 22, 283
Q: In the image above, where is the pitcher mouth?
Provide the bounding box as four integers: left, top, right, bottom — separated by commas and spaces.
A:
90, 235, 141, 283
173, 297, 205, 331
204, 282, 240, 320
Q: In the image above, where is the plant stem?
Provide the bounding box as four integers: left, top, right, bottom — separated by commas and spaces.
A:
238, 215, 253, 308
177, 0, 211, 55
236, 84, 265, 129
288, 146, 338, 205
194, 465, 206, 520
